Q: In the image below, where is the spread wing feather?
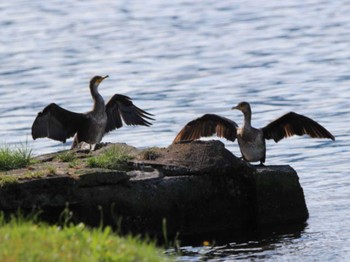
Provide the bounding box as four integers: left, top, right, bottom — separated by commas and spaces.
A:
31, 103, 87, 143
173, 114, 238, 143
105, 94, 154, 133
262, 112, 335, 142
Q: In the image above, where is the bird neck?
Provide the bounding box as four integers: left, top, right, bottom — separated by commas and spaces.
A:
90, 83, 105, 113
242, 109, 252, 128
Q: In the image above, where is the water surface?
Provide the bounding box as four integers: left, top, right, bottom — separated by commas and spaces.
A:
1, 0, 350, 260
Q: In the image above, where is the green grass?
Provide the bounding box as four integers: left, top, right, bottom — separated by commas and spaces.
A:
56, 151, 76, 162
45, 164, 57, 174
68, 160, 81, 168
0, 213, 170, 262
0, 170, 45, 187
0, 173, 18, 187
21, 170, 48, 180
0, 167, 56, 187
54, 151, 81, 168
0, 145, 33, 171
87, 145, 134, 170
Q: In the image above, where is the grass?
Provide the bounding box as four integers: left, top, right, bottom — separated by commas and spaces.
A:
0, 144, 33, 171
56, 151, 76, 163
0, 213, 170, 262
68, 160, 80, 168
45, 164, 57, 174
0, 173, 18, 187
0, 166, 56, 187
54, 151, 80, 168
87, 145, 134, 170
21, 169, 48, 180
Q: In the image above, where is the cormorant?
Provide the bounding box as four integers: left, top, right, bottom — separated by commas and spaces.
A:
32, 75, 154, 150
173, 101, 334, 165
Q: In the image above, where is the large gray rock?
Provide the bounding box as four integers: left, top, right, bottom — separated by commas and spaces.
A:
0, 141, 308, 237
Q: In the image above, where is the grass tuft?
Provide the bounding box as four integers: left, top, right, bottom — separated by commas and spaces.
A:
0, 173, 18, 187
21, 170, 47, 180
0, 167, 55, 187
0, 145, 33, 171
0, 212, 170, 262
87, 145, 134, 170
56, 151, 76, 162
68, 160, 80, 168
45, 164, 57, 175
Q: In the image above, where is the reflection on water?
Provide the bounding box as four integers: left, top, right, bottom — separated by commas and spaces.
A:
1, 0, 350, 260
177, 232, 304, 261
169, 224, 307, 261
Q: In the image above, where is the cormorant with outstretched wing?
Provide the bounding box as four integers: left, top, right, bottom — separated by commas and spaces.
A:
32, 75, 154, 149
173, 101, 334, 165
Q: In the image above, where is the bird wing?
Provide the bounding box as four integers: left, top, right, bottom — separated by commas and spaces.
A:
32, 103, 87, 143
105, 94, 154, 133
173, 114, 238, 143
262, 112, 335, 142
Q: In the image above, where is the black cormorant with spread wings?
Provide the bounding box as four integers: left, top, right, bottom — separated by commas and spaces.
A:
173, 101, 334, 165
32, 75, 154, 149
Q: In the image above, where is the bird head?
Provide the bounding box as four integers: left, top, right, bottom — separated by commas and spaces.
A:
232, 101, 251, 114
90, 75, 109, 89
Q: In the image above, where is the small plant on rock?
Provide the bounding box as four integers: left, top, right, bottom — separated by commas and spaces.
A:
0, 144, 33, 171
56, 151, 76, 163
0, 173, 18, 187
45, 165, 57, 175
87, 145, 134, 170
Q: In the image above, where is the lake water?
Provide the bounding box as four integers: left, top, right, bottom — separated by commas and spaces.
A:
1, 0, 350, 260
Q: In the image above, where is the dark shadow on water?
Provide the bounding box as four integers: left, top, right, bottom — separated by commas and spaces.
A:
168, 223, 307, 260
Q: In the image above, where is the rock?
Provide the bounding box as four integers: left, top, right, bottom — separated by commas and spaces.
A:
0, 141, 308, 238
252, 166, 308, 226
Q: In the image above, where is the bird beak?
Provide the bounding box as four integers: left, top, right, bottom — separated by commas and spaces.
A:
231, 105, 238, 110
102, 75, 109, 80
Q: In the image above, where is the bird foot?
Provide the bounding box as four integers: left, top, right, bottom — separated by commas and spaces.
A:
72, 142, 96, 152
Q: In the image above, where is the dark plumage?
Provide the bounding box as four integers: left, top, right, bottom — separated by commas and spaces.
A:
173, 114, 238, 142
32, 75, 154, 149
173, 101, 335, 165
